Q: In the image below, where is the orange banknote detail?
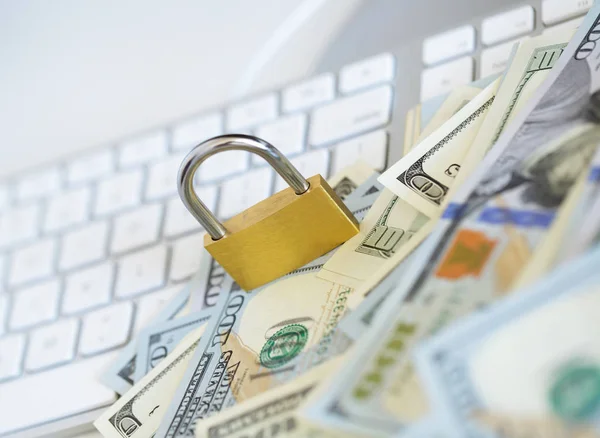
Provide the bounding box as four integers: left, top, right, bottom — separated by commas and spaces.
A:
436, 229, 497, 280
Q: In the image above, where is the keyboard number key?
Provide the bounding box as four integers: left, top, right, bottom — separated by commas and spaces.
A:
339, 53, 395, 94
422, 25, 475, 66
172, 113, 222, 152
219, 168, 273, 219
95, 170, 143, 216
110, 204, 162, 254
420, 56, 474, 102
25, 319, 78, 372
0, 334, 25, 381
254, 114, 307, 163
0, 204, 39, 248
63, 262, 114, 314
9, 238, 56, 287
59, 221, 108, 271
16, 167, 61, 201
282, 73, 335, 113
67, 150, 114, 185
481, 6, 534, 46
44, 187, 91, 233
227, 93, 278, 130
9, 280, 60, 331
332, 129, 387, 174
79, 302, 133, 356
115, 246, 167, 298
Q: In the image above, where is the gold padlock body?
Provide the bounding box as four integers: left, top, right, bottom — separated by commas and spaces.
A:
204, 174, 359, 290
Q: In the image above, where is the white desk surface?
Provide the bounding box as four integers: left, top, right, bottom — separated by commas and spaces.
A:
0, 0, 358, 177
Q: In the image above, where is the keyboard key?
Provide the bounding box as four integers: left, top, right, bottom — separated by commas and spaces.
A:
44, 187, 91, 233
25, 319, 78, 372
421, 56, 474, 101
274, 150, 329, 193
164, 192, 214, 238
482, 6, 534, 46
115, 245, 167, 298
146, 154, 185, 200
16, 167, 61, 201
63, 262, 114, 314
219, 167, 273, 219
0, 334, 25, 381
9, 280, 60, 331
9, 238, 56, 286
0, 352, 116, 435
59, 221, 108, 271
339, 53, 395, 94
309, 86, 392, 147
481, 39, 520, 78
332, 129, 388, 174
227, 93, 278, 130
422, 25, 475, 66
172, 113, 223, 151
170, 233, 204, 282
254, 114, 307, 164
110, 204, 162, 254
542, 0, 593, 26
197, 149, 249, 182
119, 130, 168, 168
282, 73, 335, 112
542, 16, 584, 35
79, 302, 133, 356
134, 285, 182, 333
0, 204, 39, 248
67, 150, 114, 185
94, 169, 143, 216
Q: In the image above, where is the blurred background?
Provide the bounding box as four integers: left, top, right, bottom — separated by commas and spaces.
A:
0, 0, 360, 176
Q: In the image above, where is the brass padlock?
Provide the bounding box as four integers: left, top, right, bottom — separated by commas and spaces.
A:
178, 134, 360, 290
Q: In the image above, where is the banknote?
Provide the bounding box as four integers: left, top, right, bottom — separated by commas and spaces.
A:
344, 172, 383, 204
403, 76, 499, 156
337, 249, 421, 341
100, 285, 191, 395
328, 161, 376, 200
379, 79, 500, 218
414, 246, 600, 438
156, 195, 378, 438
188, 255, 229, 313
318, 188, 430, 288
94, 324, 209, 438
194, 358, 348, 438
134, 309, 213, 382
557, 146, 600, 263
450, 30, 573, 199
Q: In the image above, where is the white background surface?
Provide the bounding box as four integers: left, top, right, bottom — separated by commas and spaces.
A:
0, 0, 359, 176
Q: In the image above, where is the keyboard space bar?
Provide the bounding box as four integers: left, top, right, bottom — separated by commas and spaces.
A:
0, 354, 117, 437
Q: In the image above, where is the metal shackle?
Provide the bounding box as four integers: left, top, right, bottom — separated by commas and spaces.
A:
177, 134, 310, 241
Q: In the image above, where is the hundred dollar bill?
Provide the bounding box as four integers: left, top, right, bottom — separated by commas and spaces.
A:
379, 79, 501, 218
100, 285, 191, 395
156, 195, 377, 438
189, 256, 229, 313
414, 247, 600, 438
318, 188, 430, 288
194, 358, 348, 438
94, 324, 209, 438
134, 309, 213, 382
404, 76, 499, 155
328, 161, 377, 200
450, 30, 573, 200
337, 249, 421, 341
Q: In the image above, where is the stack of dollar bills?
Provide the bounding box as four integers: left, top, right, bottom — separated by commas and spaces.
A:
94, 7, 600, 438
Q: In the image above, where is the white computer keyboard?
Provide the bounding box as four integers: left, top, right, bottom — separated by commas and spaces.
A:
419, 0, 592, 101
0, 0, 593, 434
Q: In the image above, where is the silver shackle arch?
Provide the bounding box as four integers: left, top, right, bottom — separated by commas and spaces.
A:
177, 134, 310, 240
